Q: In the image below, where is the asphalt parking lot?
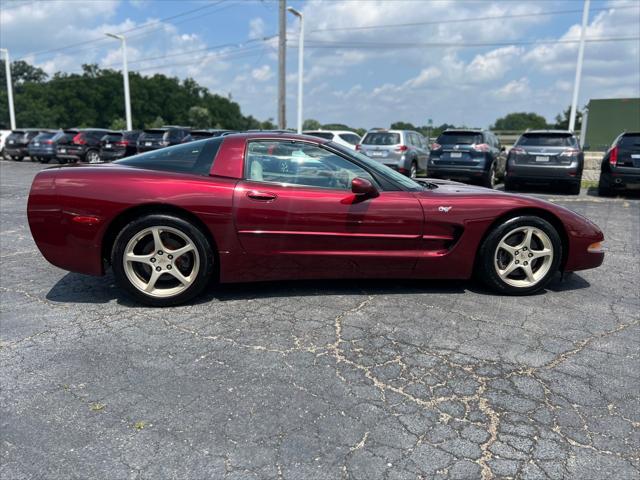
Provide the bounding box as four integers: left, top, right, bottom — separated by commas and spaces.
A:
1, 159, 638, 480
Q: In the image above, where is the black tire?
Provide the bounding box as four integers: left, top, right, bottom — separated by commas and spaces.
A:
504, 178, 517, 191
477, 215, 562, 295
85, 149, 100, 163
57, 158, 68, 164
12, 156, 22, 161
567, 182, 581, 195
482, 161, 498, 189
409, 161, 418, 179
598, 175, 613, 197
39, 157, 51, 164
111, 214, 215, 307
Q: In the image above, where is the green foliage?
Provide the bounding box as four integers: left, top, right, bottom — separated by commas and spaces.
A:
147, 116, 165, 128
302, 118, 321, 130
0, 61, 270, 130
188, 106, 211, 128
491, 112, 549, 131
109, 117, 126, 130
553, 105, 582, 131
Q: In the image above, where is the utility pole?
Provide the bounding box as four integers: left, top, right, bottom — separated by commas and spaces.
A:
288, 7, 303, 134
569, 0, 590, 132
0, 48, 16, 130
106, 33, 132, 130
278, 0, 286, 130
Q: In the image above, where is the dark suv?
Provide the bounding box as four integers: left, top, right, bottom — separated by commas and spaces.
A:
187, 129, 234, 141
5, 129, 46, 161
506, 130, 583, 194
428, 129, 506, 188
99, 131, 141, 161
56, 128, 111, 163
137, 126, 191, 153
28, 131, 61, 163
598, 131, 640, 196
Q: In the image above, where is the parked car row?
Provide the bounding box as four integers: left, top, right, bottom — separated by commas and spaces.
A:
0, 126, 236, 164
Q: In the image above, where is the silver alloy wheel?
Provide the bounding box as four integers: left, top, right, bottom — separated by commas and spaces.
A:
494, 226, 554, 288
489, 163, 498, 188
123, 226, 200, 298
87, 150, 100, 163
410, 163, 417, 179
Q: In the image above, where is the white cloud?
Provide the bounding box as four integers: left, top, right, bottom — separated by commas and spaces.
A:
465, 46, 523, 82
248, 17, 265, 39
493, 78, 531, 99
251, 65, 273, 82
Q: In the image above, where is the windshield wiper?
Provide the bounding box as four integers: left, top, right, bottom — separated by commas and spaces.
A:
416, 179, 438, 189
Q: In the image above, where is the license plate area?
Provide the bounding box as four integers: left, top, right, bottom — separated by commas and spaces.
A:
535, 156, 549, 162
145, 142, 152, 146
450, 152, 462, 158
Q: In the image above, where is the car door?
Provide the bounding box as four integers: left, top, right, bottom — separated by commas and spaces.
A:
233, 139, 425, 280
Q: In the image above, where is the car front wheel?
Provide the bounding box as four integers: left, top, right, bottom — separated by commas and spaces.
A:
86, 150, 100, 163
477, 216, 562, 295
112, 214, 214, 306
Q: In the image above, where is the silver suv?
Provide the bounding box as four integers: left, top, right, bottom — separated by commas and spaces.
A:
357, 129, 429, 178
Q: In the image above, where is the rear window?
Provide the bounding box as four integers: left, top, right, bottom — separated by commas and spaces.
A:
517, 134, 577, 147
362, 132, 400, 145
339, 133, 360, 145
305, 132, 334, 140
103, 133, 123, 142
33, 132, 55, 141
142, 129, 166, 138
115, 138, 222, 176
619, 134, 640, 148
437, 132, 483, 145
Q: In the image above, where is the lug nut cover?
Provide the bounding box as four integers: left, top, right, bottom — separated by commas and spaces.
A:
156, 266, 161, 272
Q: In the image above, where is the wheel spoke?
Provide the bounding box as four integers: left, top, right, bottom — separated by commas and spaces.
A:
522, 264, 535, 283
168, 243, 195, 260
125, 252, 154, 264
498, 261, 519, 279
531, 248, 552, 259
498, 240, 517, 255
166, 267, 193, 286
520, 227, 534, 249
144, 270, 162, 292
151, 227, 165, 252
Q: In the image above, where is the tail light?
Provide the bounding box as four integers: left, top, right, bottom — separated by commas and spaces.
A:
609, 146, 618, 166
355, 144, 361, 151
115, 140, 129, 147
559, 148, 580, 157
72, 133, 86, 145
44, 140, 54, 144
510, 147, 525, 155
395, 145, 409, 153
430, 142, 442, 151
472, 143, 490, 152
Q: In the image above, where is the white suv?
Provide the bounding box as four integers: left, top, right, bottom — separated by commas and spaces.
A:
303, 130, 362, 151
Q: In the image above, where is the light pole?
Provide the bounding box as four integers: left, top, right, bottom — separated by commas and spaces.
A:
106, 33, 132, 130
569, 0, 590, 132
0, 48, 16, 130
287, 7, 304, 134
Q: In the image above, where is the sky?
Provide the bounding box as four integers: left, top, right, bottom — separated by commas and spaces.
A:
0, 0, 639, 129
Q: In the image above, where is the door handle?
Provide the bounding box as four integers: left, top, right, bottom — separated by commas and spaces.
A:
247, 191, 277, 201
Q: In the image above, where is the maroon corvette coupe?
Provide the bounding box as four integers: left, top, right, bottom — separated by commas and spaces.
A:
27, 133, 604, 306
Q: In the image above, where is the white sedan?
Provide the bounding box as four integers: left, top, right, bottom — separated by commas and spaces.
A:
303, 130, 361, 150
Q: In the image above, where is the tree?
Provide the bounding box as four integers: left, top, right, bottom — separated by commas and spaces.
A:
491, 112, 548, 131
302, 118, 321, 130
553, 105, 583, 131
147, 116, 165, 128
188, 106, 211, 128
110, 118, 126, 130
390, 121, 416, 130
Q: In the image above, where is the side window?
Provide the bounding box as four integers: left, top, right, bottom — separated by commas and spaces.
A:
339, 134, 359, 145
116, 138, 221, 175
245, 140, 375, 190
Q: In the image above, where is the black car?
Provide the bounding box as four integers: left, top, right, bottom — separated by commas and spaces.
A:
99, 131, 141, 162
56, 128, 111, 163
506, 130, 583, 194
428, 129, 506, 188
187, 129, 234, 141
28, 131, 62, 163
598, 131, 640, 196
5, 129, 46, 161
137, 126, 191, 153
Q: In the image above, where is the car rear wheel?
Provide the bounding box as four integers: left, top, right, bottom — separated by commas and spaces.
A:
12, 156, 22, 161
477, 216, 562, 295
39, 157, 50, 164
112, 214, 215, 306
482, 162, 498, 189
85, 150, 100, 163
567, 182, 581, 195
410, 161, 417, 179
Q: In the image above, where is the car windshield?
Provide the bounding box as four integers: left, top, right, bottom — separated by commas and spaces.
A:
619, 134, 640, 148
517, 134, 576, 147
305, 132, 334, 140
437, 132, 483, 145
328, 141, 423, 191
362, 132, 400, 145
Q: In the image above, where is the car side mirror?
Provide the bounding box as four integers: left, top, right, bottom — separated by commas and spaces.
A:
351, 177, 378, 197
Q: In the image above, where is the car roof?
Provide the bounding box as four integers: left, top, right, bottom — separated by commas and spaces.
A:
442, 128, 484, 133
524, 129, 574, 135
303, 130, 359, 136
223, 132, 330, 144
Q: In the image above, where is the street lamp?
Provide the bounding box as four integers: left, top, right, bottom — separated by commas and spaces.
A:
105, 33, 132, 130
287, 7, 304, 134
0, 48, 16, 130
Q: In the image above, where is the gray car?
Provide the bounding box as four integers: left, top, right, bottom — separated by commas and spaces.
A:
357, 129, 429, 178
506, 130, 583, 194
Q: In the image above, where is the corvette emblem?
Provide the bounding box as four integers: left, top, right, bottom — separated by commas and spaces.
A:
438, 206, 452, 213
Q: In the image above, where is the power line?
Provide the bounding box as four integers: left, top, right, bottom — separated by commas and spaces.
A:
300, 36, 640, 50
14, 0, 228, 60
309, 5, 639, 33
